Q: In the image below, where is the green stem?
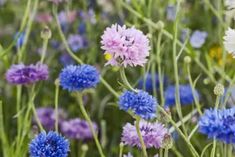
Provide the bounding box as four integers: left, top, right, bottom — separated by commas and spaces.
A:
77, 93, 105, 157
119, 143, 124, 157
157, 106, 199, 157
40, 39, 48, 63
227, 144, 233, 157
135, 117, 148, 157
210, 138, 216, 157
0, 101, 10, 156
54, 80, 60, 133
100, 77, 119, 98
120, 67, 137, 92
164, 149, 169, 157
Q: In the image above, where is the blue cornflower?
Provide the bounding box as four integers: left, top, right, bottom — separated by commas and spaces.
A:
78, 22, 86, 35
199, 108, 235, 144
15, 32, 25, 48
190, 30, 208, 48
68, 34, 88, 52
119, 90, 157, 119
138, 73, 167, 94
166, 5, 176, 21
164, 84, 199, 107
59, 53, 75, 66
59, 64, 100, 91
29, 131, 70, 157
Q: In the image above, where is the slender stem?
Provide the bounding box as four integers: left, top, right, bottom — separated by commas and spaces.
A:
53, 5, 83, 64
135, 117, 148, 157
188, 125, 199, 141
164, 149, 169, 157
120, 67, 136, 92
40, 39, 48, 63
187, 66, 202, 115
0, 101, 10, 156
54, 80, 60, 133
227, 144, 233, 157
119, 143, 124, 157
100, 77, 119, 98
77, 93, 105, 157
210, 138, 216, 157
157, 105, 199, 157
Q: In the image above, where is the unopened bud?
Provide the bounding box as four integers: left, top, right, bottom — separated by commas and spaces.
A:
213, 83, 224, 96
156, 21, 165, 30
184, 56, 191, 64
162, 134, 173, 149
41, 26, 52, 39
81, 144, 88, 152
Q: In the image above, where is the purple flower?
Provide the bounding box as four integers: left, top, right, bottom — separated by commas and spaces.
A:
60, 53, 75, 66
6, 63, 49, 85
101, 24, 150, 67
121, 120, 168, 148
35, 107, 67, 130
68, 34, 88, 52
61, 118, 98, 140
190, 30, 208, 48
166, 5, 176, 21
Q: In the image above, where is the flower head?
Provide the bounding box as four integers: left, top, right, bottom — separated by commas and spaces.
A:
199, 108, 235, 144
29, 131, 70, 157
15, 32, 25, 48
35, 107, 67, 130
60, 53, 75, 66
164, 85, 199, 107
59, 64, 100, 91
166, 5, 176, 21
35, 12, 52, 23
190, 30, 208, 48
68, 34, 88, 52
121, 120, 168, 148
138, 73, 167, 94
6, 63, 49, 85
101, 24, 150, 67
224, 28, 235, 57
61, 118, 98, 140
225, 0, 235, 9
119, 90, 157, 119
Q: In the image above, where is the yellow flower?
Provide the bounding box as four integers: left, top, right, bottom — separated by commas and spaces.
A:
209, 45, 233, 65
104, 53, 112, 61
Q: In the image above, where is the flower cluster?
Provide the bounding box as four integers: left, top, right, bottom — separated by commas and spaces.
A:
61, 118, 97, 140
164, 84, 199, 107
29, 131, 70, 157
6, 63, 49, 85
199, 107, 235, 143
101, 24, 150, 67
59, 64, 100, 91
121, 120, 168, 148
119, 90, 157, 119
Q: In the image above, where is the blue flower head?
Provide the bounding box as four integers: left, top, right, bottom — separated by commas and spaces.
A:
59, 64, 100, 91
15, 32, 25, 48
138, 73, 167, 94
164, 84, 199, 107
199, 108, 235, 144
166, 5, 176, 21
29, 131, 70, 157
190, 30, 208, 48
119, 90, 157, 119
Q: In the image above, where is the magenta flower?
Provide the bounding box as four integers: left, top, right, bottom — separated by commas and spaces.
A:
6, 63, 49, 85
121, 120, 168, 148
35, 12, 53, 23
101, 24, 150, 67
61, 118, 98, 140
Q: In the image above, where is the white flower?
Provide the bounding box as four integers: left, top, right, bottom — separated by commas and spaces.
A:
223, 28, 235, 57
225, 0, 235, 9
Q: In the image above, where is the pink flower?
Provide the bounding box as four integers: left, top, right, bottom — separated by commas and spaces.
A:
35, 12, 53, 23
101, 24, 150, 67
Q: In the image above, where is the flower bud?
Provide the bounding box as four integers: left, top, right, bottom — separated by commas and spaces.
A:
41, 26, 52, 39
213, 83, 224, 96
156, 21, 165, 30
184, 56, 191, 64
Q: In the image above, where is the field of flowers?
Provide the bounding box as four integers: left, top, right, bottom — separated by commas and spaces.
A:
1, 0, 235, 157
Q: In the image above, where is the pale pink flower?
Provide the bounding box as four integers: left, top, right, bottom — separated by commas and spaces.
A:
101, 24, 150, 67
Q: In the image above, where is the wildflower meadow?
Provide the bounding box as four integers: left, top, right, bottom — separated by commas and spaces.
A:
1, 0, 235, 157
